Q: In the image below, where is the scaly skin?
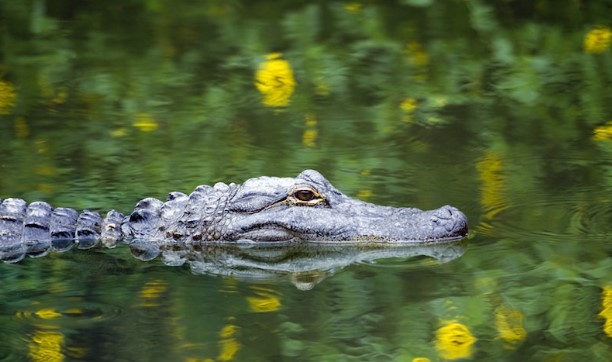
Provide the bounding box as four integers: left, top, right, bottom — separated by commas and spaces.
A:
0, 170, 468, 263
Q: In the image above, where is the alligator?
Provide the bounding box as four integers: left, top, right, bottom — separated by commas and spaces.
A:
0, 170, 468, 264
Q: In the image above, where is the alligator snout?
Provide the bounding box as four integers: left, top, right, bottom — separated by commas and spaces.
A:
429, 205, 468, 240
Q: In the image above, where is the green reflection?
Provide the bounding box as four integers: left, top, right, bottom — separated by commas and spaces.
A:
1, 0, 612, 361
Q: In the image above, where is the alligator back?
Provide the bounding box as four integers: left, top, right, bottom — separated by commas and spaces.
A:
0, 182, 237, 263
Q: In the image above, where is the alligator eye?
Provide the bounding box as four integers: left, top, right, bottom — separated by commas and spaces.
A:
288, 186, 326, 206
294, 189, 316, 201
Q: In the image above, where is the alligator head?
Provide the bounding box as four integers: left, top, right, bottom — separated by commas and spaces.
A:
222, 170, 468, 243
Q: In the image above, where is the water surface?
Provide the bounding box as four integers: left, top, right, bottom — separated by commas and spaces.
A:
1, 1, 612, 361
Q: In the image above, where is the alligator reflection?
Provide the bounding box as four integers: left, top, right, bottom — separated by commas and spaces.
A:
129, 240, 467, 289
2, 239, 467, 290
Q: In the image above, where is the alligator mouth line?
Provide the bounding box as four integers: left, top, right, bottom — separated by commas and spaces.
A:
238, 224, 299, 242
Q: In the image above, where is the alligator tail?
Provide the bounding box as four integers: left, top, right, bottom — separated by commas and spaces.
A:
0, 198, 126, 263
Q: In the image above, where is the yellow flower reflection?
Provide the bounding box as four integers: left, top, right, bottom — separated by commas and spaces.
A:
344, 3, 363, 13
247, 287, 281, 313
400, 97, 418, 123
476, 151, 508, 220
302, 129, 318, 148
218, 322, 240, 361
133, 112, 159, 132
111, 127, 128, 138
255, 53, 296, 107
593, 122, 612, 141
303, 113, 318, 148
599, 285, 612, 337
357, 189, 373, 199
29, 329, 65, 362
434, 321, 477, 360
400, 97, 417, 112
584, 26, 612, 54
138, 279, 168, 307
406, 41, 429, 67
0, 79, 17, 114
495, 305, 527, 348
35, 308, 62, 320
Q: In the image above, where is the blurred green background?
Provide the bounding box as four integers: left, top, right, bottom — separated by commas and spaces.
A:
1, 0, 612, 361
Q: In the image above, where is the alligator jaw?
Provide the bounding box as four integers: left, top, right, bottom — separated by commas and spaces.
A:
226, 203, 468, 243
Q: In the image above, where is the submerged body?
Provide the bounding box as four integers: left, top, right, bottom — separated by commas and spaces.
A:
0, 170, 468, 261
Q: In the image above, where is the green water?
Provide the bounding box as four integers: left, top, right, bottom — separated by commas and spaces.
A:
1, 1, 612, 361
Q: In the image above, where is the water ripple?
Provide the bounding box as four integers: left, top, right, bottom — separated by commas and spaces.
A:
475, 188, 612, 242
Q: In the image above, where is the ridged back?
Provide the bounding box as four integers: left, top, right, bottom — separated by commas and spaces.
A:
0, 198, 109, 262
